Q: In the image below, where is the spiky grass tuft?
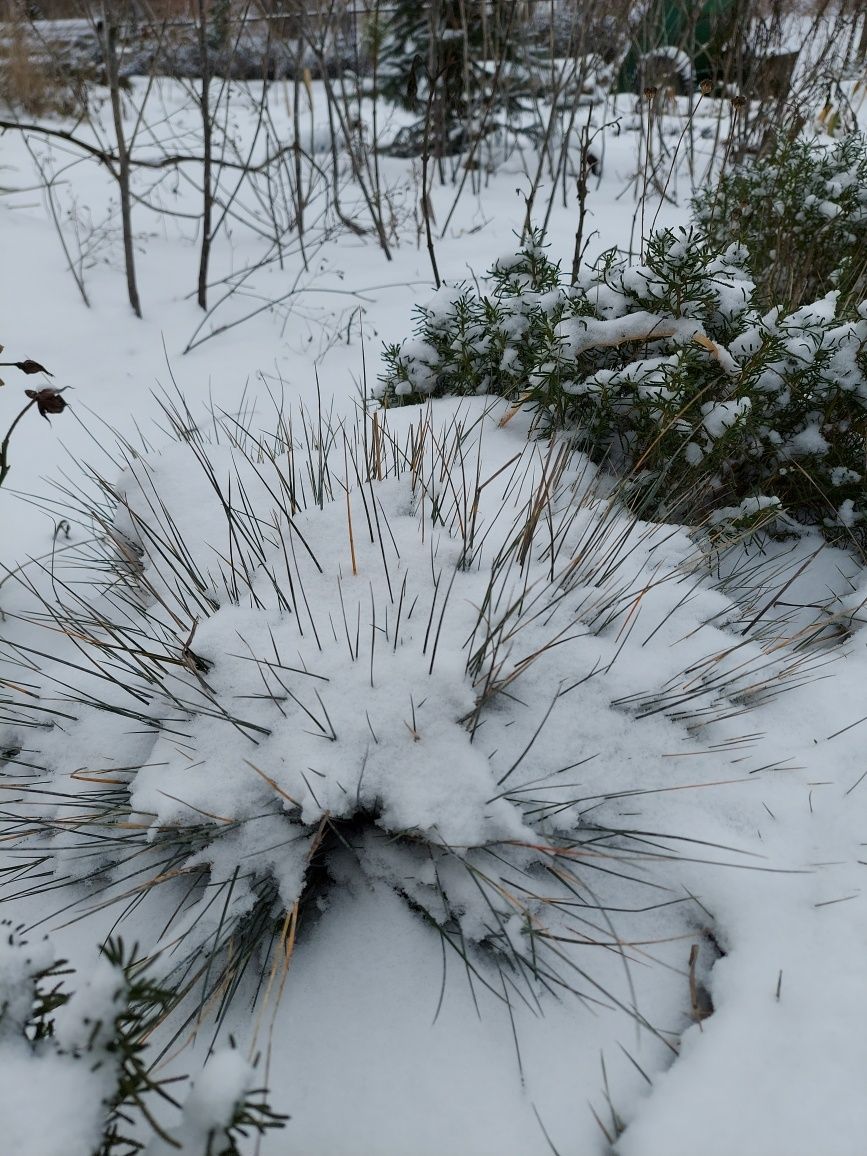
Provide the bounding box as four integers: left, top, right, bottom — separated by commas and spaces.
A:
0, 393, 839, 1047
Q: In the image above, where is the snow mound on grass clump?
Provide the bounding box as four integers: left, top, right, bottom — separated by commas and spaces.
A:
0, 398, 832, 1027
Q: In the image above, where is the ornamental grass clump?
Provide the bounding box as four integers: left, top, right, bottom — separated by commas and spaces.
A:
0, 396, 827, 1046
693, 131, 867, 314
380, 228, 867, 546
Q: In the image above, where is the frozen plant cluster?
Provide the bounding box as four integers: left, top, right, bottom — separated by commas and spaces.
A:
0, 924, 284, 1156
0, 925, 121, 1156
694, 131, 867, 313
380, 227, 867, 542
0, 398, 823, 1050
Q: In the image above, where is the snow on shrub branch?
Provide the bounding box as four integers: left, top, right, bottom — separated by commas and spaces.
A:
379, 228, 867, 545
695, 131, 867, 314
0, 928, 285, 1155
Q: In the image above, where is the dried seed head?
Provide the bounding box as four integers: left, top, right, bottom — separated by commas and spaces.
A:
731, 95, 747, 110
644, 86, 658, 101
25, 387, 68, 420
16, 359, 52, 376
700, 79, 713, 96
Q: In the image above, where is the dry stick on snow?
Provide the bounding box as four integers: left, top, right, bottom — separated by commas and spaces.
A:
303, 0, 392, 262
638, 85, 657, 265
571, 106, 595, 285
194, 0, 213, 311
420, 63, 443, 290
0, 117, 308, 175
649, 86, 710, 237
0, 396, 38, 489
438, 0, 522, 239
100, 2, 141, 318
523, 50, 589, 240
193, 0, 275, 298
20, 138, 91, 308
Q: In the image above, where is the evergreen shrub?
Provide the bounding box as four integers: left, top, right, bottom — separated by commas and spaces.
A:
379, 228, 867, 543
375, 0, 544, 156
694, 132, 867, 313
0, 927, 285, 1155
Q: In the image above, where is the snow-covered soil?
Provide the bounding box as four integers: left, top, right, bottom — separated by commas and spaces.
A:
2, 75, 867, 1156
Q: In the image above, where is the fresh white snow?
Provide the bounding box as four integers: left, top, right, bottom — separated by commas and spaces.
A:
1, 68, 867, 1156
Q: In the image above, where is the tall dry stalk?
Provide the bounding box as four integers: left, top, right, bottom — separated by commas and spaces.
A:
100, 0, 142, 318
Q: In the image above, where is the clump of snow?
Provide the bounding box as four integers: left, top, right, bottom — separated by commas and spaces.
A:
701, 397, 751, 440
145, 1049, 256, 1156
709, 494, 782, 524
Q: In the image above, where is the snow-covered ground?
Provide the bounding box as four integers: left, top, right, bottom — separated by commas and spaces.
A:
2, 72, 867, 1156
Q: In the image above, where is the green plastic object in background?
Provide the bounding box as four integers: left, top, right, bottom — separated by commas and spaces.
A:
618, 0, 743, 93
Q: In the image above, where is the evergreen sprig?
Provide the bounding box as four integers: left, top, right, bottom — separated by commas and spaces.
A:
380, 227, 867, 544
